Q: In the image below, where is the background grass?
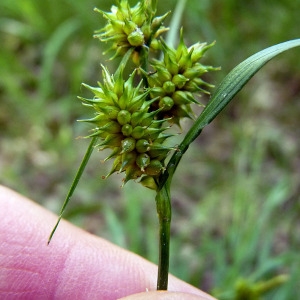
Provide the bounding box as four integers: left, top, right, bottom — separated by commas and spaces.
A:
1, 0, 300, 298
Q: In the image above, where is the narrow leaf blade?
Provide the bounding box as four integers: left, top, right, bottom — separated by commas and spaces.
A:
195, 39, 300, 132
48, 137, 98, 244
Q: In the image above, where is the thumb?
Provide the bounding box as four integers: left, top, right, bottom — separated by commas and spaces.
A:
0, 185, 216, 300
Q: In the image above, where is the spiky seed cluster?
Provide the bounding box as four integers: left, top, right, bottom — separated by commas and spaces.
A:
94, 0, 169, 59
79, 66, 172, 187
79, 1, 218, 187
142, 30, 219, 125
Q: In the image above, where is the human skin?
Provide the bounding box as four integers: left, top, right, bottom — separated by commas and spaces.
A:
0, 185, 216, 299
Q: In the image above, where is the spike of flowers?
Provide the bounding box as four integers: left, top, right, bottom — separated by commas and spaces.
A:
142, 28, 220, 125
79, 66, 173, 187
94, 0, 170, 60
77, 2, 218, 187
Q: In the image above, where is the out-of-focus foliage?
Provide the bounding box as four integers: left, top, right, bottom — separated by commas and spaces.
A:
1, 0, 299, 299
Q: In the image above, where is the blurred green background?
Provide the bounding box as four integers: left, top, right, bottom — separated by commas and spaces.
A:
1, 0, 300, 298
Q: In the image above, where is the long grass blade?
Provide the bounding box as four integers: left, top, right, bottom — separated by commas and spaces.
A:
47, 137, 98, 244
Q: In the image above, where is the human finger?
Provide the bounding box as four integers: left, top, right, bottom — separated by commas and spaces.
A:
0, 185, 215, 300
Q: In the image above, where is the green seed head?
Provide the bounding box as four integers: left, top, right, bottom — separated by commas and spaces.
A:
121, 124, 133, 136
94, 0, 169, 60
127, 28, 145, 47
172, 74, 189, 89
121, 137, 136, 153
136, 139, 151, 153
131, 126, 145, 139
145, 160, 164, 176
117, 110, 131, 125
78, 2, 218, 186
136, 153, 151, 171
121, 152, 137, 170
172, 90, 195, 105
140, 29, 218, 126
155, 65, 172, 82
140, 175, 158, 190
159, 96, 174, 111
162, 81, 176, 94
80, 67, 171, 184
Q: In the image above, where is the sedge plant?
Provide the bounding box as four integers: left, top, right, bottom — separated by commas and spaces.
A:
48, 0, 300, 294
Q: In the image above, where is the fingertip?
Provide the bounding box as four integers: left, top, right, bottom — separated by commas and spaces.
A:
119, 291, 214, 300
0, 185, 215, 299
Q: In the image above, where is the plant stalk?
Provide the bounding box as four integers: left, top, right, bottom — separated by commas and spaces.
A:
139, 45, 149, 88
155, 184, 172, 290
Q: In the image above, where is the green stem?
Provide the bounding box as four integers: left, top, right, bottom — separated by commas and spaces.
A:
156, 183, 172, 290
254, 274, 289, 294
139, 41, 172, 289
165, 0, 188, 48
139, 46, 149, 88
